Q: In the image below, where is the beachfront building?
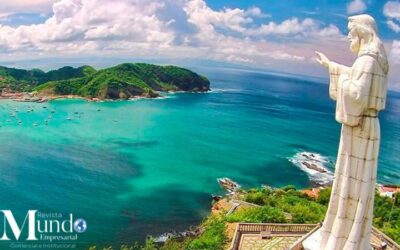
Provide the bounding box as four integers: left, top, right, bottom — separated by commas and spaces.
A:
378, 185, 400, 199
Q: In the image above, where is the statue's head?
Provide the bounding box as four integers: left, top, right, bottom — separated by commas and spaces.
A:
347, 14, 377, 54
348, 14, 389, 74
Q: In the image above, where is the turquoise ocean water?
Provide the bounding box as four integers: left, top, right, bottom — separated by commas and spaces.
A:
0, 67, 399, 248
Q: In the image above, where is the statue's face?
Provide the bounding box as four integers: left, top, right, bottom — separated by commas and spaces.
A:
347, 23, 360, 54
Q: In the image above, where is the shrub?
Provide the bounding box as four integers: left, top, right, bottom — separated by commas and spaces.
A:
317, 188, 332, 205
282, 185, 297, 192
244, 192, 265, 205
226, 206, 287, 223
187, 216, 226, 250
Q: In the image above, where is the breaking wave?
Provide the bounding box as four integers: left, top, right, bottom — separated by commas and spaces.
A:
288, 151, 334, 186
208, 88, 243, 93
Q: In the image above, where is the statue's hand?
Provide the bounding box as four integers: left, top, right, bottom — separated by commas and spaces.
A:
315, 51, 330, 68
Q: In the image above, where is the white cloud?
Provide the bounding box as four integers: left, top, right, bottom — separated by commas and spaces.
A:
387, 20, 400, 32
181, 0, 343, 64
244, 18, 343, 40
0, 0, 176, 52
244, 7, 270, 18
0, 0, 345, 60
0, 0, 370, 86
384, 1, 400, 19
269, 51, 305, 61
2, 0, 397, 90
182, 0, 343, 42
0, 0, 55, 14
390, 40, 400, 64
246, 18, 317, 36
226, 55, 254, 63
389, 40, 400, 90
347, 0, 367, 14
384, 1, 400, 32
184, 0, 252, 33
317, 24, 343, 37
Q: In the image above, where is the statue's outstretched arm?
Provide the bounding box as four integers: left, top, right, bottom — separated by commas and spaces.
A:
328, 61, 352, 101
316, 51, 350, 101
316, 51, 350, 73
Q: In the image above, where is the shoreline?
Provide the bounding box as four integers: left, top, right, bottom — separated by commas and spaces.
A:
151, 181, 399, 248
0, 93, 159, 103
0, 89, 210, 103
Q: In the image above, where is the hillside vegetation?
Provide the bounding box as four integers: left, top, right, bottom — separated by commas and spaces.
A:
88, 186, 400, 250
0, 65, 95, 92
0, 63, 210, 99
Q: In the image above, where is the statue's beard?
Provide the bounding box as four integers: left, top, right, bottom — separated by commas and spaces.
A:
350, 39, 360, 54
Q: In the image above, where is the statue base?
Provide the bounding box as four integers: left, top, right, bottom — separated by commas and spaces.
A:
302, 228, 374, 250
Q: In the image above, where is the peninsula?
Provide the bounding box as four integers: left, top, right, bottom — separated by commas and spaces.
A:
0, 63, 210, 101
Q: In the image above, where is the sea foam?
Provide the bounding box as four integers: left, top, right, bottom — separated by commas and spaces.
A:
288, 151, 334, 186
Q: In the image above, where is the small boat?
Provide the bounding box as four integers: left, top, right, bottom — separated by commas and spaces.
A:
217, 177, 240, 193
37, 98, 48, 103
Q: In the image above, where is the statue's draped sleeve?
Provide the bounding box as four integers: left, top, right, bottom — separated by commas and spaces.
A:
328, 56, 375, 126
328, 62, 350, 101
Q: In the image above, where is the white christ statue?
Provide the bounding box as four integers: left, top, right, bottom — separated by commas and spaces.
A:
303, 14, 389, 250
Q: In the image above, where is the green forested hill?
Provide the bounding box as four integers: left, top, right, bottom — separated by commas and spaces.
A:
0, 63, 210, 100
0, 65, 96, 92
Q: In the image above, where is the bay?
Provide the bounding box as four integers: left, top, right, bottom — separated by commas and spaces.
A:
0, 66, 398, 247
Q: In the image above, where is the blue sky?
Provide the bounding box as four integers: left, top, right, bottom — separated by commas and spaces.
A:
0, 0, 399, 89
220, 1, 398, 38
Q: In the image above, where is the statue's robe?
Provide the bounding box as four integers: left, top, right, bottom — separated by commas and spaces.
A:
304, 51, 388, 250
